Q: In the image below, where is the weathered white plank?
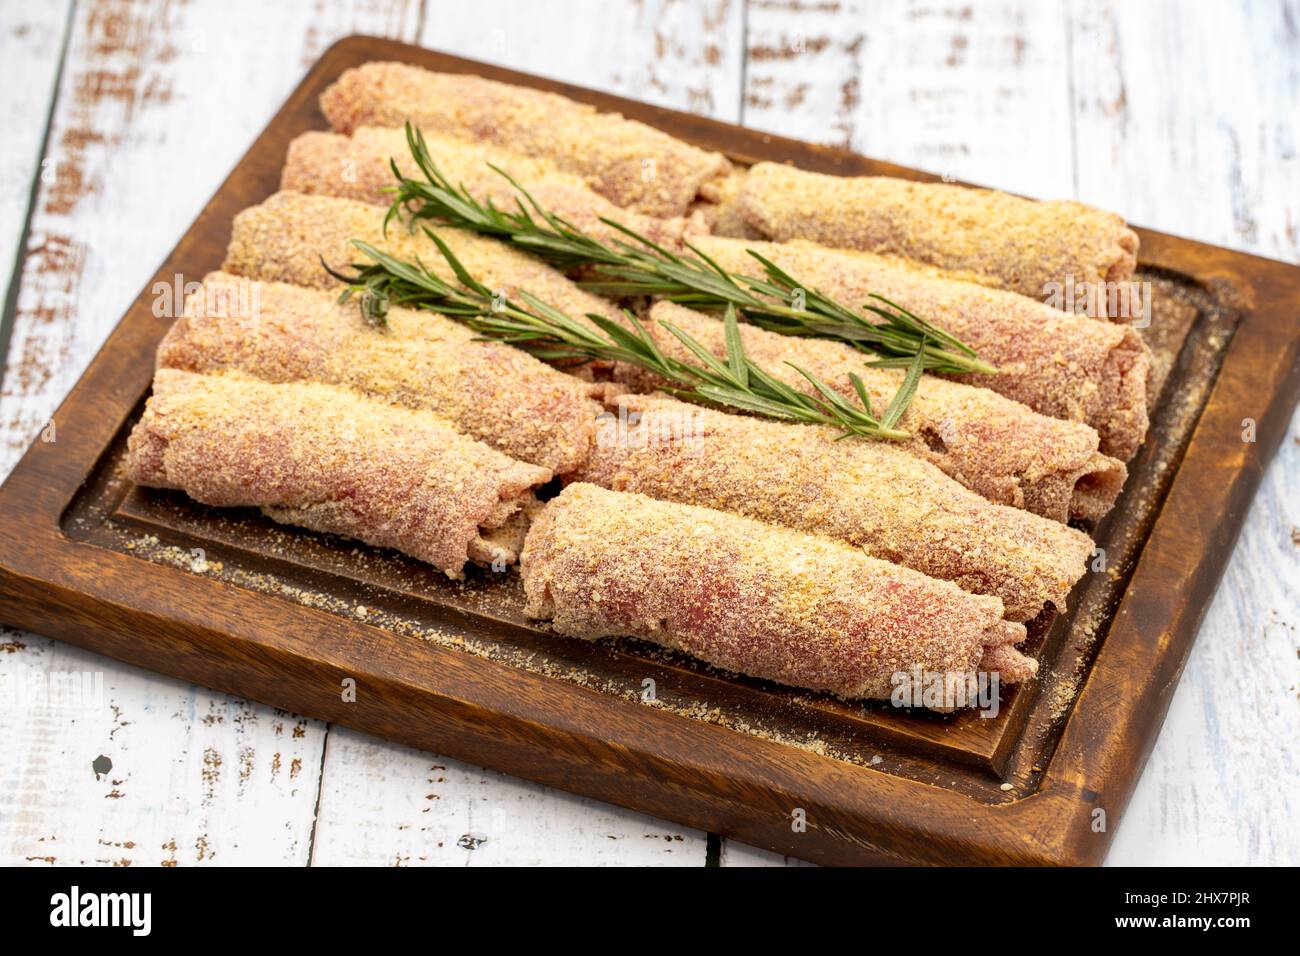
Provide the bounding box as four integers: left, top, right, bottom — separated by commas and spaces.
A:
1068, 0, 1300, 866
420, 0, 746, 121
743, 0, 1075, 197
309, 727, 707, 866
0, 0, 423, 867
0, 0, 420, 478
1068, 0, 1300, 255
0, 1, 72, 323
720, 840, 817, 867
741, 0, 868, 148
0, 636, 326, 866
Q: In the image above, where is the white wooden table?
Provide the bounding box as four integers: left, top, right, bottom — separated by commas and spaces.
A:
1, 0, 1295, 867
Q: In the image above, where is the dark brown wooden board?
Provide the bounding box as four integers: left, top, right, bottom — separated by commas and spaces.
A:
0, 36, 1297, 866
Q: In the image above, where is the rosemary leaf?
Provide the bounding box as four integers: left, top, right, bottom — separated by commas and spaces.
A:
328, 236, 911, 441
881, 344, 928, 430
722, 305, 749, 388
384, 122, 994, 376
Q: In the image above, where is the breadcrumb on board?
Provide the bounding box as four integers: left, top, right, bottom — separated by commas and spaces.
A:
118, 530, 872, 769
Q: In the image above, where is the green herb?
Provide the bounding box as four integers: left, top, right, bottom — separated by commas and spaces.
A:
323, 234, 918, 441
386, 122, 994, 376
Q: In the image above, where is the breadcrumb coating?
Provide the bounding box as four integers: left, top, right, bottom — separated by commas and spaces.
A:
736, 162, 1139, 306
223, 195, 1127, 519
158, 273, 603, 475
319, 61, 732, 218
129, 64, 1160, 709
522, 483, 1035, 703
691, 235, 1152, 461
281, 126, 704, 251
127, 369, 551, 578
572, 392, 1093, 621
629, 301, 1126, 522
694, 167, 756, 238
223, 191, 622, 329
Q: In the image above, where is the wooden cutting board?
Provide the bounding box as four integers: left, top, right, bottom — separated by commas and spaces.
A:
0, 35, 1296, 866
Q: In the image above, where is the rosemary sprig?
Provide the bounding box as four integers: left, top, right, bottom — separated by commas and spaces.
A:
386, 122, 995, 376
323, 232, 920, 440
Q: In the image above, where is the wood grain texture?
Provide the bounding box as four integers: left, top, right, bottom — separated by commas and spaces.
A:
0, 0, 390, 868
1067, 0, 1300, 867
310, 727, 706, 866
1068, 0, 1300, 256
0, 1, 1296, 867
421, 0, 745, 121
731, 0, 1073, 863
1109, 406, 1300, 866
0, 0, 721, 871
743, 0, 1074, 196
0, 637, 325, 866
0, 1, 72, 328
720, 839, 817, 867
1, 34, 1295, 867
310, 0, 745, 867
